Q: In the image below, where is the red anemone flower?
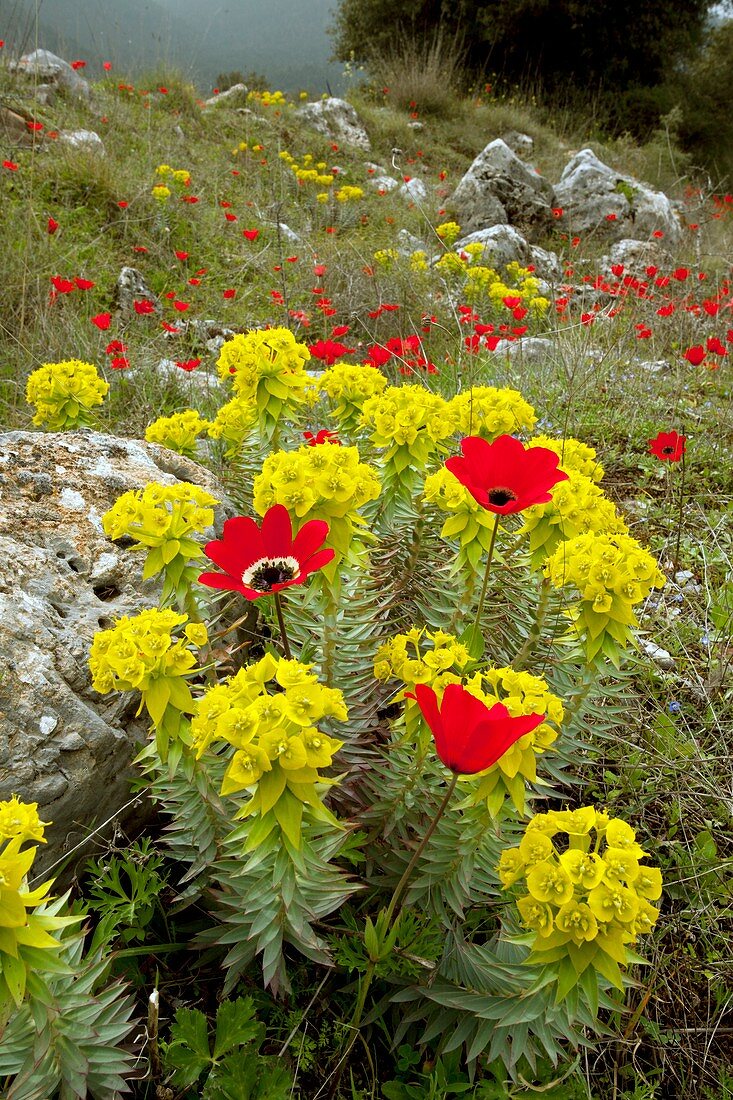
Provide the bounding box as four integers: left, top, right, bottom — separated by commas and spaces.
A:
199, 504, 334, 600
445, 434, 568, 514
407, 682, 544, 775
649, 430, 686, 463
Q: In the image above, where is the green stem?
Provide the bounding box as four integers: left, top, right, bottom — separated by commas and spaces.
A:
512, 574, 552, 669
471, 513, 501, 649
273, 592, 292, 660
673, 449, 686, 574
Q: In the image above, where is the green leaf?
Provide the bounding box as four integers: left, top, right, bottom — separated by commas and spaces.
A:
142, 546, 164, 579
166, 1007, 212, 1088
212, 997, 262, 1060
273, 790, 303, 849
144, 678, 171, 728
2, 953, 26, 1006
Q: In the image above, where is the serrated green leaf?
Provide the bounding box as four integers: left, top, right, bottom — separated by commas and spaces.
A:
166, 1007, 212, 1087
212, 998, 262, 1060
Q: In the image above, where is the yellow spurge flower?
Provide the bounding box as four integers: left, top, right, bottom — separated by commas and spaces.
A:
145, 409, 212, 459
448, 386, 536, 440
423, 467, 504, 573
26, 359, 109, 430
190, 654, 346, 846
316, 192, 330, 204
434, 251, 470, 276
411, 251, 429, 272
360, 385, 453, 490
519, 468, 627, 568
373, 248, 399, 266
334, 185, 364, 202
217, 328, 311, 438
155, 163, 172, 176
319, 361, 388, 432
545, 532, 665, 664
463, 667, 563, 814
102, 482, 218, 581
435, 220, 461, 245
0, 797, 47, 844
207, 394, 258, 457
373, 627, 471, 699
151, 184, 171, 201
253, 443, 380, 565
528, 436, 604, 482
499, 805, 662, 990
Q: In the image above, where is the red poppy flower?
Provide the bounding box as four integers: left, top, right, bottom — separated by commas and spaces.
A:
47, 216, 59, 234
445, 434, 568, 514
176, 358, 201, 372
91, 312, 112, 330
243, 228, 259, 241
303, 429, 341, 446
134, 299, 156, 314
51, 276, 75, 293
223, 288, 237, 299
3, 159, 18, 171
175, 250, 189, 261
110, 357, 130, 370
199, 505, 335, 600
308, 339, 354, 365
649, 430, 686, 462
70, 60, 86, 70
406, 682, 544, 775
683, 345, 705, 366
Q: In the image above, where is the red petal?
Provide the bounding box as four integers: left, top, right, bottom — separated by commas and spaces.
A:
260, 504, 293, 556
292, 518, 329, 561
299, 547, 335, 575
204, 515, 264, 575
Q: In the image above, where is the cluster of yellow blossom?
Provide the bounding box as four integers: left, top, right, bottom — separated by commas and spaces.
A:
233, 140, 265, 157
152, 164, 190, 200
545, 532, 666, 662
528, 436, 604, 483
248, 89, 287, 107
145, 409, 211, 459
26, 359, 108, 430
464, 263, 550, 313
0, 798, 76, 1017
447, 386, 537, 440
423, 467, 502, 571
279, 150, 335, 189
207, 395, 258, 457
373, 248, 400, 266
217, 328, 311, 438
520, 469, 627, 568
410, 251, 430, 272
190, 654, 347, 845
435, 221, 462, 246
373, 627, 471, 698
360, 385, 453, 469
498, 806, 662, 990
102, 482, 217, 582
318, 362, 388, 432
253, 443, 380, 563
463, 668, 563, 813
334, 185, 364, 203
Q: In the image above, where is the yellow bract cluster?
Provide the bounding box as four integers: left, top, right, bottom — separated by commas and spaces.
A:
207, 395, 258, 457
423, 467, 501, 571
498, 806, 661, 990
0, 797, 47, 845
435, 221, 462, 245
463, 668, 563, 812
520, 469, 627, 568
155, 164, 191, 185
447, 386, 537, 440
26, 359, 109, 430
217, 328, 311, 438
145, 409, 211, 459
361, 385, 453, 468
528, 436, 604, 482
334, 186, 364, 202
279, 150, 335, 189
191, 654, 347, 846
373, 627, 471, 698
89, 608, 205, 696
546, 532, 666, 662
249, 89, 287, 107
253, 443, 380, 563
318, 362, 388, 431
373, 248, 400, 266
102, 482, 217, 580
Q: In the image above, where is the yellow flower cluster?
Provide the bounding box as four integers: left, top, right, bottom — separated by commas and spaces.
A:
253, 443, 380, 563
334, 185, 364, 202
498, 806, 661, 989
361, 385, 453, 467
151, 184, 171, 202
155, 164, 191, 185
279, 150, 335, 189
102, 482, 217, 581
545, 532, 666, 663
145, 409, 211, 459
373, 248, 400, 266
373, 627, 471, 698
318, 362, 388, 432
520, 470, 627, 568
217, 328, 311, 438
191, 653, 347, 845
0, 798, 75, 1016
435, 221, 462, 245
249, 89, 287, 107
26, 359, 109, 430
89, 608, 205, 696
464, 668, 563, 813
423, 467, 501, 571
207, 395, 258, 457
447, 386, 537, 440
528, 436, 604, 483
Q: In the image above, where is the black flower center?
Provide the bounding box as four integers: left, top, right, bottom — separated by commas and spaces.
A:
661, 446, 674, 455
487, 486, 518, 506
242, 556, 300, 592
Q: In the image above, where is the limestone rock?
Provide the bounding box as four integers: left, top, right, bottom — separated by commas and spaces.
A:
501, 130, 534, 159
555, 149, 681, 245
11, 49, 90, 100
399, 177, 427, 202
57, 130, 105, 155
605, 238, 673, 274
295, 97, 370, 151
203, 83, 248, 108
454, 225, 561, 282
448, 138, 556, 238
0, 430, 228, 874
115, 267, 160, 320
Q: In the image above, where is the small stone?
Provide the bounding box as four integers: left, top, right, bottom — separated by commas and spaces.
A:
640, 639, 675, 670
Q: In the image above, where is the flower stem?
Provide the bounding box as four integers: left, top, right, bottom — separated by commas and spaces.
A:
512, 574, 552, 669
471, 513, 501, 649
673, 449, 686, 574
273, 592, 292, 660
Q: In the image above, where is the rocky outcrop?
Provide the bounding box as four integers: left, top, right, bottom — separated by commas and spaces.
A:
203, 83, 248, 108
10, 49, 90, 100
0, 430, 227, 874
454, 225, 562, 282
555, 149, 681, 244
448, 138, 557, 239
295, 97, 371, 151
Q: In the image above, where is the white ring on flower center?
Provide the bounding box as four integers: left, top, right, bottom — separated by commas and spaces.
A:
241, 555, 301, 592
